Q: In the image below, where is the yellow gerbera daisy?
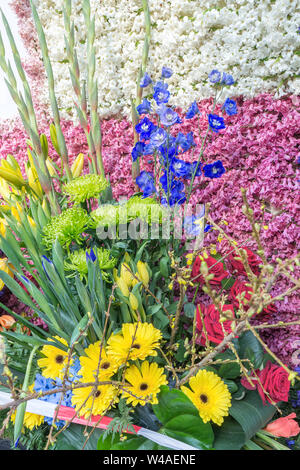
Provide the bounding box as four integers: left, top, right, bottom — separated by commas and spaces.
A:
11, 385, 44, 431
71, 383, 119, 419
37, 336, 70, 380
122, 361, 168, 407
79, 341, 119, 381
107, 322, 162, 365
181, 369, 231, 426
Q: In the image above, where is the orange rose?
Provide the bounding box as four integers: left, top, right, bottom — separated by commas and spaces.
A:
264, 413, 300, 438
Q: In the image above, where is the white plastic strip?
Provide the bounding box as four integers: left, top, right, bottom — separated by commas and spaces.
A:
138, 427, 198, 451
0, 391, 56, 418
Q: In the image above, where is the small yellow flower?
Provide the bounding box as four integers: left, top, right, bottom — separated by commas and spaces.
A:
72, 383, 119, 419
0, 258, 14, 290
11, 386, 44, 431
37, 336, 70, 380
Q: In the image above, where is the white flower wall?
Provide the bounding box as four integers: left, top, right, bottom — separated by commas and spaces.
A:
33, 0, 300, 119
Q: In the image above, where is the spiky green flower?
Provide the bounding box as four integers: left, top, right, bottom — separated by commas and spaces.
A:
126, 195, 168, 224
42, 206, 93, 249
64, 247, 117, 281
63, 174, 109, 204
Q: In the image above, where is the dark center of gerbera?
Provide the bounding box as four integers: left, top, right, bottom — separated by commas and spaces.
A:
200, 394, 208, 404
94, 390, 101, 398
140, 383, 148, 391
132, 343, 141, 349
101, 361, 110, 370
55, 355, 64, 364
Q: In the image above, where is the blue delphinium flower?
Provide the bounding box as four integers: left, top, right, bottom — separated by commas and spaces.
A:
131, 141, 146, 161
136, 171, 156, 198
176, 132, 196, 153
143, 142, 156, 155
190, 161, 202, 178
157, 104, 179, 127
160, 173, 186, 206
170, 158, 192, 178
286, 440, 295, 449
161, 66, 173, 79
186, 101, 200, 119
222, 72, 235, 86
208, 113, 226, 133
136, 98, 152, 115
150, 128, 168, 148
222, 98, 237, 115
140, 72, 152, 88
153, 81, 170, 105
135, 117, 156, 140
203, 160, 226, 178
209, 69, 221, 83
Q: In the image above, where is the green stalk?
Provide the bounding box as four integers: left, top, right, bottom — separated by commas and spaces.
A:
30, 1, 72, 182
82, 0, 105, 177
13, 345, 39, 446
131, 0, 151, 185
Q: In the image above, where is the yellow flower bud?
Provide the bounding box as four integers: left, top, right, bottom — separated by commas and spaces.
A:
129, 292, 139, 310
46, 158, 58, 177
0, 220, 7, 238
0, 177, 11, 202
71, 154, 84, 178
0, 165, 25, 189
0, 258, 14, 290
120, 263, 134, 287
28, 167, 43, 199
137, 260, 150, 287
27, 215, 37, 229
116, 277, 130, 297
11, 206, 21, 223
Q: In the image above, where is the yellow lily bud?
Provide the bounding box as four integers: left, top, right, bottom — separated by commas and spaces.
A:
6, 155, 22, 177
0, 177, 11, 202
0, 166, 25, 189
120, 263, 134, 287
27, 215, 37, 229
71, 154, 84, 178
11, 206, 21, 223
116, 277, 130, 297
42, 198, 51, 218
28, 167, 43, 199
46, 158, 58, 177
132, 277, 139, 288
129, 292, 139, 310
137, 260, 150, 287
0, 220, 7, 238
0, 257, 14, 290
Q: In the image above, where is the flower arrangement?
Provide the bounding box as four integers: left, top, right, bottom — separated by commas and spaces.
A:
0, 0, 299, 453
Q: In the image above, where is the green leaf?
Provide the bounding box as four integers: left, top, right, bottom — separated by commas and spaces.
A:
159, 257, 169, 278
221, 276, 236, 290
213, 416, 245, 450
184, 302, 196, 318
55, 423, 102, 450
218, 362, 241, 379
152, 387, 214, 450
161, 414, 213, 449
229, 390, 276, 441
238, 331, 264, 369
222, 379, 238, 394
70, 312, 90, 346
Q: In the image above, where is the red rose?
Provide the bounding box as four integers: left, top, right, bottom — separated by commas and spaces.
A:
230, 280, 253, 309
196, 303, 235, 345
241, 361, 290, 405
192, 255, 229, 287
228, 246, 262, 276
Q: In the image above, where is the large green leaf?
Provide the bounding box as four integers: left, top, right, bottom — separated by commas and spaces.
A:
97, 433, 167, 451
152, 387, 214, 450
238, 331, 264, 369
55, 423, 103, 450
229, 390, 276, 441
212, 416, 245, 450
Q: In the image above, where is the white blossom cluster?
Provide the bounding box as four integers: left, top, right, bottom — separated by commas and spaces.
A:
32, 0, 300, 119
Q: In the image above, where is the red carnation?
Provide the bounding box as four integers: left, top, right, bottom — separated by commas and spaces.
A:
196, 303, 235, 345
241, 361, 290, 405
192, 255, 229, 287
228, 246, 262, 276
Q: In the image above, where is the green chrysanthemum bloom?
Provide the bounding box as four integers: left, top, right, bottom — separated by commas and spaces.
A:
126, 196, 168, 224
90, 204, 119, 228
63, 174, 109, 204
64, 247, 117, 281
42, 207, 93, 249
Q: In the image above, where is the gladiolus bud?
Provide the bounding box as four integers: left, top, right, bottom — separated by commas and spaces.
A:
0, 177, 11, 201
46, 158, 58, 177
27, 215, 37, 229
116, 277, 130, 297
0, 257, 14, 290
121, 263, 134, 287
137, 261, 150, 287
0, 314, 15, 331
71, 154, 84, 178
28, 167, 43, 199
0, 165, 25, 189
129, 292, 139, 310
